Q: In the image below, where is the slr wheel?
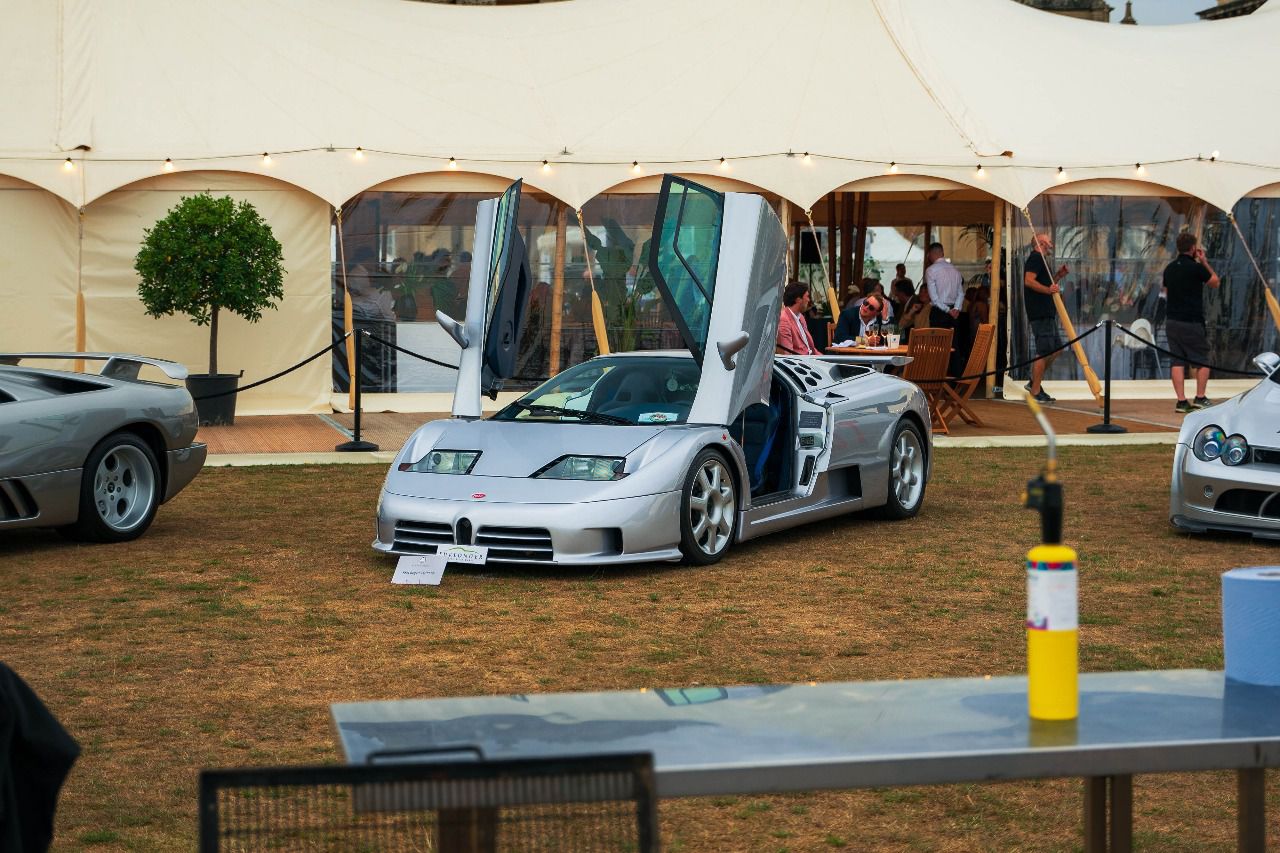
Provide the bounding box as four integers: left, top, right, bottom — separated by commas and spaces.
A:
679, 449, 737, 565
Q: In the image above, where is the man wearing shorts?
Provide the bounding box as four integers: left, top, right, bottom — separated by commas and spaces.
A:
1163, 232, 1220, 413
1022, 233, 1068, 404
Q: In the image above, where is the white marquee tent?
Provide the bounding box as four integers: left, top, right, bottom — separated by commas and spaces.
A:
2, 0, 1278, 412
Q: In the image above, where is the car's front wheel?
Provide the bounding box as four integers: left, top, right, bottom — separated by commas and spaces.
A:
67, 433, 161, 542
882, 419, 926, 519
679, 448, 738, 565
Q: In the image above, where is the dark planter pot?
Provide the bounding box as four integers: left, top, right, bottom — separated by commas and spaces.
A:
186, 373, 240, 426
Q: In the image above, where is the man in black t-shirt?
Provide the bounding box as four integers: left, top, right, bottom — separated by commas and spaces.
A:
1022, 234, 1069, 404
1163, 232, 1220, 413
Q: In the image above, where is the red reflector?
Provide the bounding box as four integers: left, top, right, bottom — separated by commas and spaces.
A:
472, 493, 486, 499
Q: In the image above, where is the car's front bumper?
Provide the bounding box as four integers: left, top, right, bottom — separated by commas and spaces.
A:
163, 443, 207, 502
375, 489, 684, 566
1170, 443, 1280, 540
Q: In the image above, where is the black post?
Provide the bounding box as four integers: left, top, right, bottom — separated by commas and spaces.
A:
1087, 319, 1127, 434
336, 329, 380, 452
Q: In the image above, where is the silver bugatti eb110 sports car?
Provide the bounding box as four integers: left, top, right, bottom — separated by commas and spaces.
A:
374, 177, 933, 566
0, 353, 206, 542
1170, 350, 1280, 540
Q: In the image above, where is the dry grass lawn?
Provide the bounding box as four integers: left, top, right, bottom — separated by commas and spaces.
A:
2, 445, 1278, 851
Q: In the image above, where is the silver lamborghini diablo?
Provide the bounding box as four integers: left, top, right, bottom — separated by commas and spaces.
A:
375, 177, 932, 566
1170, 351, 1280, 540
0, 353, 206, 542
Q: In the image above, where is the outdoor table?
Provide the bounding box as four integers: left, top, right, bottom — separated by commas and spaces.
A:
331, 669, 1280, 852
825, 344, 910, 357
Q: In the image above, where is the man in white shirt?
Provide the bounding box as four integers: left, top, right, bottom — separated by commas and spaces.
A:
923, 242, 963, 330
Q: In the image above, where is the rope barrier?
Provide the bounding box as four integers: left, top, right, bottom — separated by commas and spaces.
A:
361, 330, 460, 371
190, 334, 351, 401
1113, 323, 1264, 377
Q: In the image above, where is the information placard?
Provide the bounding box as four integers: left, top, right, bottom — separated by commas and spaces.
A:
392, 554, 447, 585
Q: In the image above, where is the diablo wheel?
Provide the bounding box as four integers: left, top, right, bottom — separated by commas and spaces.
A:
882, 419, 926, 519
678, 449, 738, 565
70, 433, 161, 542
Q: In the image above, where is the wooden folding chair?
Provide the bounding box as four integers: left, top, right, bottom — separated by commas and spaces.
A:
938, 322, 994, 428
899, 327, 954, 434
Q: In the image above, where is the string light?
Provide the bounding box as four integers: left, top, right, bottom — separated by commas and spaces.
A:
1134, 162, 1145, 176
542, 159, 551, 173
1056, 166, 1067, 183
62, 158, 75, 172
975, 163, 985, 178
1210, 150, 1220, 162
887, 161, 899, 174
352, 147, 364, 161
261, 152, 272, 166
631, 160, 642, 175
448, 156, 457, 169
719, 157, 730, 171
163, 158, 175, 172
802, 152, 812, 164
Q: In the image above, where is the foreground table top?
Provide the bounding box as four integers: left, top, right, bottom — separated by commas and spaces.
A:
331, 670, 1280, 797
826, 345, 909, 357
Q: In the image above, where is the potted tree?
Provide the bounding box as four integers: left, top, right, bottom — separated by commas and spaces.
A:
135, 193, 285, 425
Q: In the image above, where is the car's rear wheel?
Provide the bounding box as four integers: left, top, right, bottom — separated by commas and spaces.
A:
882, 419, 926, 519
68, 433, 161, 542
679, 448, 737, 565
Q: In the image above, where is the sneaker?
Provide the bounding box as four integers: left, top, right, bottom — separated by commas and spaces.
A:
1023, 382, 1055, 404
1192, 396, 1211, 409
1175, 399, 1193, 414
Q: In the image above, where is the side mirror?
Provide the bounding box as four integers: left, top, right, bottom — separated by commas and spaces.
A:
716, 332, 750, 370
1253, 352, 1280, 377
436, 311, 470, 349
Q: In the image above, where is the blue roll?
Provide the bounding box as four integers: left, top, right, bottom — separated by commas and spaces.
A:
1222, 566, 1280, 686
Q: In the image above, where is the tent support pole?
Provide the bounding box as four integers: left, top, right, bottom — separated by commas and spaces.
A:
840, 192, 854, 301
852, 193, 869, 298
987, 200, 1003, 397
550, 205, 567, 376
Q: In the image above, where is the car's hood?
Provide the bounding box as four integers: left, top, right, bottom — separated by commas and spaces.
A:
1178, 378, 1280, 443
406, 419, 665, 477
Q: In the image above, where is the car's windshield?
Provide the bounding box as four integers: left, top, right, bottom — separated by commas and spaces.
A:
493, 356, 699, 425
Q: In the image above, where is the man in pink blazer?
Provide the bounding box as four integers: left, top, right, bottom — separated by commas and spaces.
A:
777, 281, 819, 355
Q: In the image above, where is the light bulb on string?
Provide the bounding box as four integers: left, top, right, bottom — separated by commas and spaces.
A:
631, 161, 642, 175
261, 152, 272, 167
802, 152, 812, 165
719, 157, 730, 171
1056, 166, 1067, 183
448, 156, 458, 170
163, 158, 175, 172
1210, 150, 1220, 162
352, 147, 364, 161
975, 163, 985, 178
1134, 163, 1145, 176
542, 159, 551, 174
62, 158, 75, 172
887, 161, 899, 174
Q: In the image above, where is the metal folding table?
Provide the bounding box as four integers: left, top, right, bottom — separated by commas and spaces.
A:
332, 669, 1280, 852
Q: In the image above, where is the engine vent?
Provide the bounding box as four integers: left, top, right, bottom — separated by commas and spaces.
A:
0, 480, 37, 522
1214, 489, 1274, 517
475, 526, 554, 563
1253, 447, 1280, 467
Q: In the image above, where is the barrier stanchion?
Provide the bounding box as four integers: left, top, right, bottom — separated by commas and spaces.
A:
1086, 319, 1127, 435
336, 330, 379, 452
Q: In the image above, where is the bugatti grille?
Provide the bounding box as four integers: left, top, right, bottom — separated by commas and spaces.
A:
392, 520, 455, 554
475, 526, 554, 562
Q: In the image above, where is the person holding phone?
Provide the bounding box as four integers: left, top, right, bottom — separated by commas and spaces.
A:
1022, 233, 1068, 404
1163, 232, 1221, 413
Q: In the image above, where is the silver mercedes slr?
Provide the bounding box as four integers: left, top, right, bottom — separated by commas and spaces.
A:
0, 354, 207, 542
374, 177, 933, 566
1170, 350, 1280, 540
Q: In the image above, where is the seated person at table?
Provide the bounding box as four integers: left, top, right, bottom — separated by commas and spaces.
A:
897, 286, 931, 342
776, 281, 820, 355
832, 293, 891, 346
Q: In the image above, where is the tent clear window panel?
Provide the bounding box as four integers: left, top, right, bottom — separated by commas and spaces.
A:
649, 178, 724, 362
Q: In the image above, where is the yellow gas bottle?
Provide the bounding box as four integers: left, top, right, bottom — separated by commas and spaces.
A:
1025, 543, 1078, 720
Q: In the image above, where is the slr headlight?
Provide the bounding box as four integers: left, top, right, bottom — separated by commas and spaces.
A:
534, 456, 626, 481
1192, 425, 1226, 462
1222, 435, 1249, 466
401, 450, 480, 474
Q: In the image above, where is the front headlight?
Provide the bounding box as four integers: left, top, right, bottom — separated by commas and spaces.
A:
533, 456, 626, 480
1192, 425, 1226, 462
400, 449, 480, 474
1222, 435, 1249, 466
